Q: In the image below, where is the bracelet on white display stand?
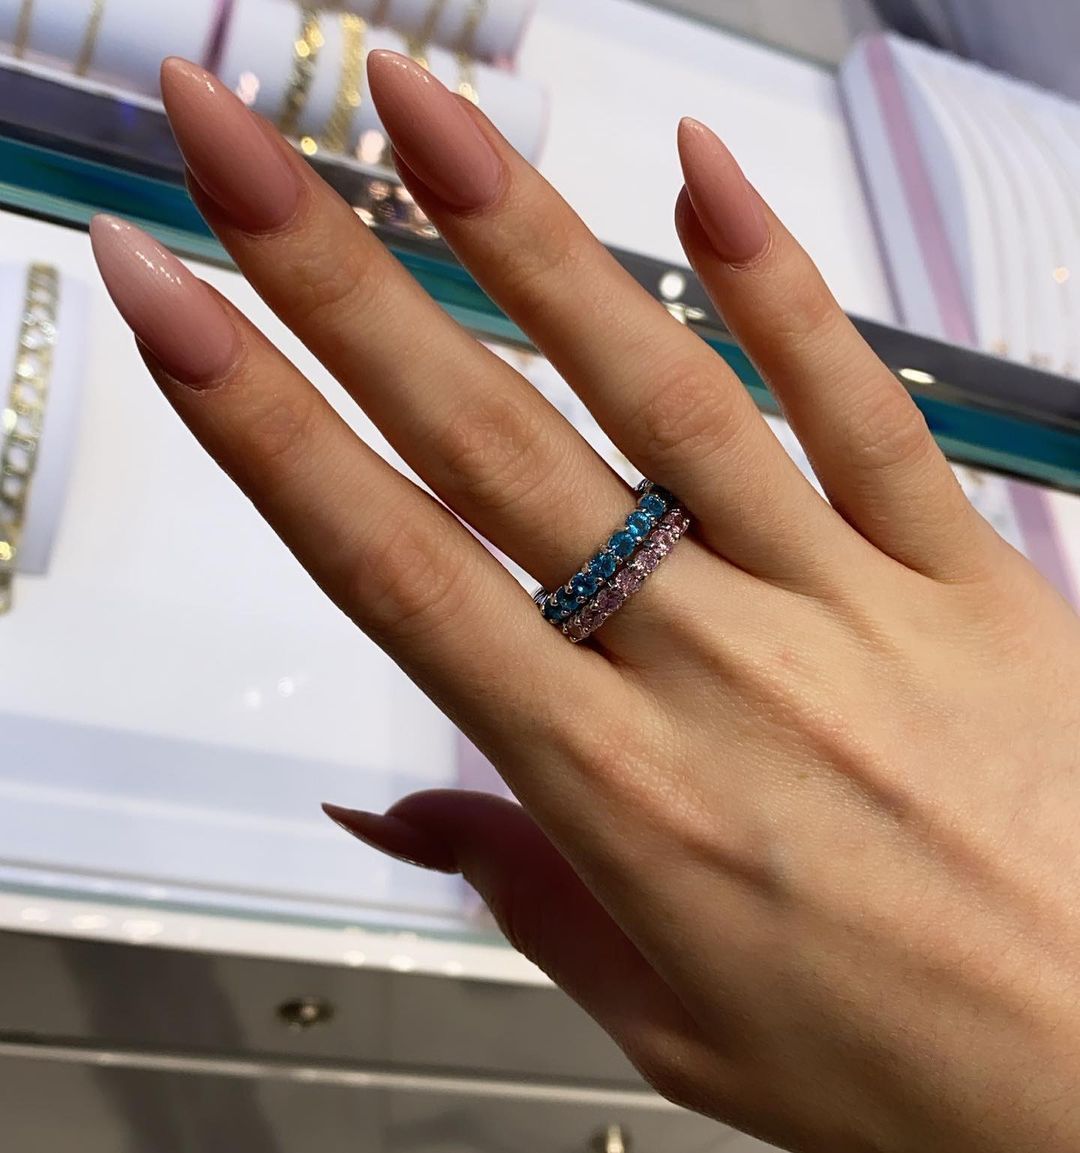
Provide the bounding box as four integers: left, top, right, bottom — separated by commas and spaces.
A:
220, 0, 547, 162
0, 263, 88, 586
323, 0, 534, 66
0, 0, 220, 95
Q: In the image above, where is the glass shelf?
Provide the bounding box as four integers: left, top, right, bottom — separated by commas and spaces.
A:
0, 63, 1074, 494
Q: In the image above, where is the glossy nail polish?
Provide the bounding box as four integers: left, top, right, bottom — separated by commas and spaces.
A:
677, 117, 769, 263
322, 803, 460, 874
90, 215, 238, 386
367, 50, 502, 210
160, 57, 299, 232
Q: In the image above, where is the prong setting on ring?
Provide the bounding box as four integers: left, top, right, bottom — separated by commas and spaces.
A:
532, 481, 687, 637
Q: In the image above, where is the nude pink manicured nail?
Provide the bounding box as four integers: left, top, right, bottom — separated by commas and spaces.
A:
90, 215, 238, 387
322, 803, 460, 874
367, 50, 502, 210
160, 56, 299, 232
677, 118, 769, 263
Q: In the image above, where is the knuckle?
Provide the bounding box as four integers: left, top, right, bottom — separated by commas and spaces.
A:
496, 209, 587, 317
626, 1038, 708, 1113
286, 235, 385, 335
632, 356, 747, 464
241, 389, 322, 473
351, 514, 467, 641
434, 390, 555, 512
764, 248, 845, 347
845, 384, 935, 474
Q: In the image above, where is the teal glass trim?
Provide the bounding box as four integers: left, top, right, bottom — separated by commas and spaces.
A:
0, 133, 1075, 492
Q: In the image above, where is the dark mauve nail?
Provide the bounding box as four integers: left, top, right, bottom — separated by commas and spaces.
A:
322, 803, 460, 874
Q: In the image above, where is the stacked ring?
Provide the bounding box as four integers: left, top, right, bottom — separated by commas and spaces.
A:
563, 507, 690, 643
533, 480, 689, 641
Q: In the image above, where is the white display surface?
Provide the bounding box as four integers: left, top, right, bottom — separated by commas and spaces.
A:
0, 212, 467, 924
519, 0, 895, 323
0, 264, 87, 576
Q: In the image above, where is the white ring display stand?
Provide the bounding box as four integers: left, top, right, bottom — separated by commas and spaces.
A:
0, 0, 547, 162
324, 0, 534, 65
0, 263, 87, 577
0, 0, 218, 94
220, 2, 547, 161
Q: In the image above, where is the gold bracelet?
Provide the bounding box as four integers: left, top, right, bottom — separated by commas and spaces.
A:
406, 0, 448, 72
73, 0, 105, 77
13, 0, 33, 59
0, 263, 59, 616
278, 7, 324, 140
321, 13, 367, 154
456, 0, 486, 104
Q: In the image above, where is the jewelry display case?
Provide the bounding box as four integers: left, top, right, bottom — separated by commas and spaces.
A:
0, 2, 1076, 1150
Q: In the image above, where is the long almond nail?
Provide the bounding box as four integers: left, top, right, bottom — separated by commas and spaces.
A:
367, 50, 502, 210
90, 215, 238, 387
160, 57, 299, 232
677, 118, 769, 263
322, 803, 460, 874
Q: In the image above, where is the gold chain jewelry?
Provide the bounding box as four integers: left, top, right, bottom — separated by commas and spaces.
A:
13, 0, 34, 59
73, 0, 105, 77
456, 0, 486, 104
278, 7, 324, 139
0, 264, 59, 616
321, 13, 366, 154
406, 0, 448, 71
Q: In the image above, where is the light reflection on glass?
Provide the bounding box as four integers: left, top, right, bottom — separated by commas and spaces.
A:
122, 918, 163, 941
71, 914, 110, 930
235, 71, 261, 107
358, 129, 387, 166
899, 367, 936, 385
659, 271, 686, 301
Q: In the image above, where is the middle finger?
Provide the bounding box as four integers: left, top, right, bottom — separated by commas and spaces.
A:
160, 57, 656, 647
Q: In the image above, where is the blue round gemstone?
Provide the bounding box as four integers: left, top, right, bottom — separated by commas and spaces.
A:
609, 530, 637, 558
590, 551, 617, 580
543, 599, 564, 621
557, 585, 579, 611
626, 510, 654, 539
571, 570, 599, 598
640, 492, 667, 518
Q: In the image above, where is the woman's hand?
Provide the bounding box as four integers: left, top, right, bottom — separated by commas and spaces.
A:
91, 53, 1080, 1153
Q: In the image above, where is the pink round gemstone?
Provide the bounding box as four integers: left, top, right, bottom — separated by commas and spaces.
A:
634, 549, 660, 574
580, 603, 604, 629
616, 568, 643, 595
565, 619, 588, 643
597, 587, 622, 613
651, 529, 676, 553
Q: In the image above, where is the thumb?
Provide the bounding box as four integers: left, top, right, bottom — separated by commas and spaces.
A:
323, 790, 701, 1069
